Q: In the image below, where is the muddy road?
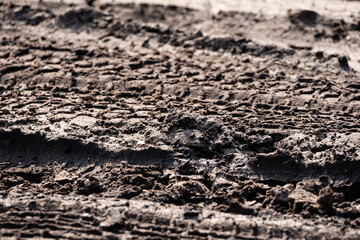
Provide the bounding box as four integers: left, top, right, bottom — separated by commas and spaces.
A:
0, 0, 360, 239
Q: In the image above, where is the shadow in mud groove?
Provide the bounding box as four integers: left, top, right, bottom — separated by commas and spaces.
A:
248, 150, 360, 183
0, 129, 174, 168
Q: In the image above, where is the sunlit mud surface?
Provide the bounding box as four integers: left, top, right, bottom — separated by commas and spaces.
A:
1, 0, 360, 238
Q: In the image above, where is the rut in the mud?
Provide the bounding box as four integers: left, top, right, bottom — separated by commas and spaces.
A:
0, 1, 360, 239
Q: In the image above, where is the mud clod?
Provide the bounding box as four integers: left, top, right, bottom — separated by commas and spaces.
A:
317, 186, 334, 213
58, 8, 105, 28
289, 10, 319, 26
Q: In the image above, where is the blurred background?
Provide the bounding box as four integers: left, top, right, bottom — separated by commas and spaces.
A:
16, 0, 360, 20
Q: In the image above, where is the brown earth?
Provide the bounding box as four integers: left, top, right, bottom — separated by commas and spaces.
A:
1, 0, 360, 239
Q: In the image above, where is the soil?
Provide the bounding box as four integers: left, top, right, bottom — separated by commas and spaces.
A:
1, 0, 360, 239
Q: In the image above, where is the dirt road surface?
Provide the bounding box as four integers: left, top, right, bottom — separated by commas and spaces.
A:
1, 0, 360, 239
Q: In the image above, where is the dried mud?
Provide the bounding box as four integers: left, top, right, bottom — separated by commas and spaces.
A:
0, 0, 360, 239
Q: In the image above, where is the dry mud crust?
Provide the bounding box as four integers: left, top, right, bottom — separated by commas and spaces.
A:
1, 0, 360, 239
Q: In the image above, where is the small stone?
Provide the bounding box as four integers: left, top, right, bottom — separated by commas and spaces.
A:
70, 116, 97, 127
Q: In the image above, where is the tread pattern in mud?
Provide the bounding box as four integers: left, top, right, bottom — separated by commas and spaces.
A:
1, 195, 360, 239
0, 1, 360, 239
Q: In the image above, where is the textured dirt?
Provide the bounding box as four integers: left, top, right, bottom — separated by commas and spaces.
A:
1, 0, 360, 239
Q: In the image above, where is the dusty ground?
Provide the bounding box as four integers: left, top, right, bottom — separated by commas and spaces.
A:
1, 0, 360, 239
